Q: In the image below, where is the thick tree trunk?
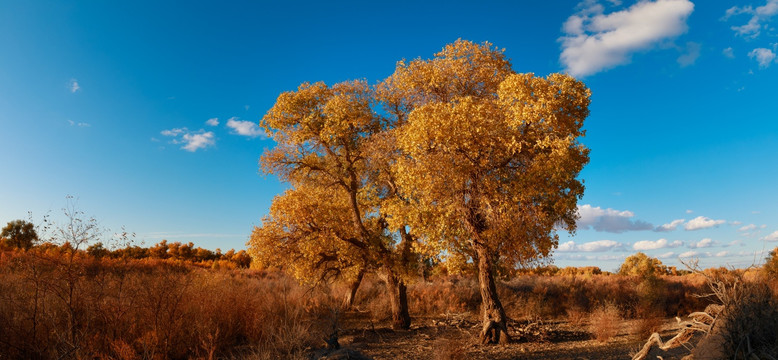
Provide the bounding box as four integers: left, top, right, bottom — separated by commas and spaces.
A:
475, 244, 510, 344
384, 265, 411, 330
343, 268, 365, 309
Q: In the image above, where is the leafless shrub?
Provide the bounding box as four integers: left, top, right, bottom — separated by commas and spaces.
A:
588, 302, 621, 342
633, 260, 778, 360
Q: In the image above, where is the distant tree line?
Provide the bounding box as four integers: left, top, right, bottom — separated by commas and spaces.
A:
0, 219, 251, 269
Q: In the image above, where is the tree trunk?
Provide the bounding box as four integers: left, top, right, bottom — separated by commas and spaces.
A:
475, 243, 510, 344
343, 268, 365, 309
384, 265, 411, 330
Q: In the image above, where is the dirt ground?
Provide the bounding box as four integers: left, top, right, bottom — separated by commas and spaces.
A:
329, 314, 696, 360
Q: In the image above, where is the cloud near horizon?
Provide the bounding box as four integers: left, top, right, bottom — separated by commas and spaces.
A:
684, 216, 726, 230
558, 239, 624, 252
633, 238, 683, 250
577, 204, 653, 233
559, 0, 694, 77
762, 230, 778, 241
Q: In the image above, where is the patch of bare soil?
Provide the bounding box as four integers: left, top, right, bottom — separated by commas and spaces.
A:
322, 314, 696, 360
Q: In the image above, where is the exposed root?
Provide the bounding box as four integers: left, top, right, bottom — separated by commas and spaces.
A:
480, 320, 511, 345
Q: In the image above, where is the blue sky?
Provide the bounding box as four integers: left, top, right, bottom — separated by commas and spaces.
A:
1, 0, 776, 270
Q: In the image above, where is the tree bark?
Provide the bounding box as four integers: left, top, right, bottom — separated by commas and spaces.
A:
343, 268, 365, 309
384, 265, 411, 330
475, 243, 510, 344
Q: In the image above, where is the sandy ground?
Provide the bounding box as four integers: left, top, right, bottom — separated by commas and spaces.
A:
331, 315, 696, 360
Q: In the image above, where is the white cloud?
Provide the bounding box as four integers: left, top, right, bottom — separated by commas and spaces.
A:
633, 238, 683, 250
724, 0, 778, 38
579, 239, 622, 252
657, 251, 675, 259
558, 241, 576, 252
677, 41, 701, 67
739, 224, 757, 232
723, 47, 735, 58
70, 79, 80, 93
679, 250, 703, 258
206, 118, 219, 126
655, 219, 685, 232
556, 239, 623, 252
762, 230, 778, 241
180, 132, 215, 152
749, 48, 776, 68
161, 128, 187, 137
559, 0, 694, 77
685, 209, 694, 214
684, 216, 726, 230
226, 117, 265, 138
715, 251, 730, 257
688, 238, 715, 248
577, 204, 653, 233
161, 127, 215, 152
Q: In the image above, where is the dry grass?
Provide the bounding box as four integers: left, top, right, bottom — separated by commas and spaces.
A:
0, 250, 333, 359
588, 302, 622, 342
0, 246, 733, 359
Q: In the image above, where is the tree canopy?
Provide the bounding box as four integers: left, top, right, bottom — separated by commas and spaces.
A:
1, 219, 38, 250
248, 40, 591, 340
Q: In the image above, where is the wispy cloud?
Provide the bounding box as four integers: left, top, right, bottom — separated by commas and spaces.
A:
655, 219, 685, 232
559, 0, 694, 77
160, 127, 215, 152
723, 47, 736, 58
749, 47, 776, 68
684, 216, 726, 230
762, 230, 778, 241
723, 0, 778, 38
67, 120, 90, 127
226, 117, 265, 138
70, 79, 80, 93
739, 224, 758, 232
679, 250, 706, 258
206, 118, 219, 126
558, 239, 624, 252
181, 132, 215, 152
688, 238, 716, 248
677, 41, 701, 67
577, 204, 653, 233
633, 238, 683, 250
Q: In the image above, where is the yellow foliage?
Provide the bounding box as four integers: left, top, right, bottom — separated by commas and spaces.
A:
379, 39, 590, 270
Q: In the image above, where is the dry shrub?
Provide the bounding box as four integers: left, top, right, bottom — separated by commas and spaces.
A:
632, 314, 664, 340
0, 250, 333, 359
566, 305, 588, 327
408, 278, 479, 316
588, 302, 622, 342
692, 274, 778, 359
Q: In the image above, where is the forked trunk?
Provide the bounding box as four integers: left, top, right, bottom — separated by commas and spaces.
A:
475, 244, 510, 344
384, 265, 411, 330
343, 268, 365, 309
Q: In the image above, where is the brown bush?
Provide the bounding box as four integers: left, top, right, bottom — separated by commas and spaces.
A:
588, 302, 622, 342
0, 250, 331, 359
